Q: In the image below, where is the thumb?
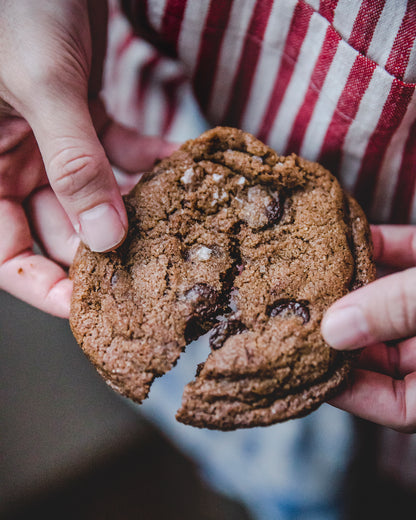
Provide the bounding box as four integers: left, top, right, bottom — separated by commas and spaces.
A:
27, 95, 127, 253
321, 267, 416, 350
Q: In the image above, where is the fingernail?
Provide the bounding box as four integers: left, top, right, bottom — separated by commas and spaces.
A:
321, 306, 370, 350
79, 203, 126, 252
68, 233, 81, 258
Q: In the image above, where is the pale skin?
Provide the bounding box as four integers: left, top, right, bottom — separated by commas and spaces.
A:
0, 0, 176, 317
1, 0, 416, 433
323, 225, 416, 434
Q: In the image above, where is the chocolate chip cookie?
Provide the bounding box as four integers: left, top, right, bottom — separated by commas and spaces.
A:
69, 127, 375, 430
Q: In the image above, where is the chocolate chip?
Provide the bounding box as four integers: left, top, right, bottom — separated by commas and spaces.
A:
265, 195, 283, 226
110, 273, 119, 287
110, 269, 127, 288
140, 170, 157, 182
195, 362, 205, 376
209, 244, 223, 258
210, 319, 246, 350
185, 283, 220, 317
184, 318, 205, 343
267, 299, 310, 324
183, 284, 222, 343
228, 287, 239, 313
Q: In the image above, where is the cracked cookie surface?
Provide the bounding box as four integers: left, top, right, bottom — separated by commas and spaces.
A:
69, 127, 375, 430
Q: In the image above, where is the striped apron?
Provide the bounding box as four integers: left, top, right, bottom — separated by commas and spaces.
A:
103, 0, 416, 514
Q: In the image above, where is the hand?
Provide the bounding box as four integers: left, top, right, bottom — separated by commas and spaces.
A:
322, 225, 416, 433
0, 0, 175, 318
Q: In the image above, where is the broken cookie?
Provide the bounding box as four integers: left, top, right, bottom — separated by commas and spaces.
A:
69, 127, 375, 430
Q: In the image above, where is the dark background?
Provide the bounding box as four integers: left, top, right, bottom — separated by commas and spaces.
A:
1, 289, 416, 520
0, 291, 251, 519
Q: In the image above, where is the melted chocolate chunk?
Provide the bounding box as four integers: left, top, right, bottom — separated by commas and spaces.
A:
267, 299, 310, 324
110, 272, 119, 287
185, 283, 220, 317
110, 269, 128, 288
183, 284, 223, 343
184, 318, 205, 343
265, 195, 283, 226
210, 319, 247, 350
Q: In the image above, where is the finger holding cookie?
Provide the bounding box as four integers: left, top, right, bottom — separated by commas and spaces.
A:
0, 0, 175, 316
323, 225, 416, 433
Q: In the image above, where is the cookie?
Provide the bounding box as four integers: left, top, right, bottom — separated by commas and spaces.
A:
69, 127, 375, 430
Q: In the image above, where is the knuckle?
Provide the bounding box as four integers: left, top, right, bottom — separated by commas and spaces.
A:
391, 378, 416, 434
49, 148, 106, 199
25, 50, 87, 92
391, 379, 407, 431
29, 57, 60, 86
387, 270, 416, 338
401, 271, 416, 334
16, 60, 65, 101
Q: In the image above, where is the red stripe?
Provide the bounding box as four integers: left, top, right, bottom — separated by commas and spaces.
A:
162, 75, 187, 135
137, 54, 163, 120
193, 0, 234, 113
120, 0, 177, 58
319, 0, 338, 23
318, 56, 376, 175
222, 0, 274, 127
353, 81, 415, 213
390, 116, 416, 223
285, 26, 340, 155
348, 0, 385, 56
161, 0, 188, 55
258, 2, 313, 143
385, 2, 416, 80
115, 32, 135, 61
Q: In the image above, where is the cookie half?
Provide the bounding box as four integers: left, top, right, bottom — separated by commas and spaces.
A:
69, 127, 375, 430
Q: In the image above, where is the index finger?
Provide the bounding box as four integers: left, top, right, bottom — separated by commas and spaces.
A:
0, 199, 72, 318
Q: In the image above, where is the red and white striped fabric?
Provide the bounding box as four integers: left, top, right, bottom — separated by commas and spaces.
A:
103, 0, 416, 493
105, 0, 416, 225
